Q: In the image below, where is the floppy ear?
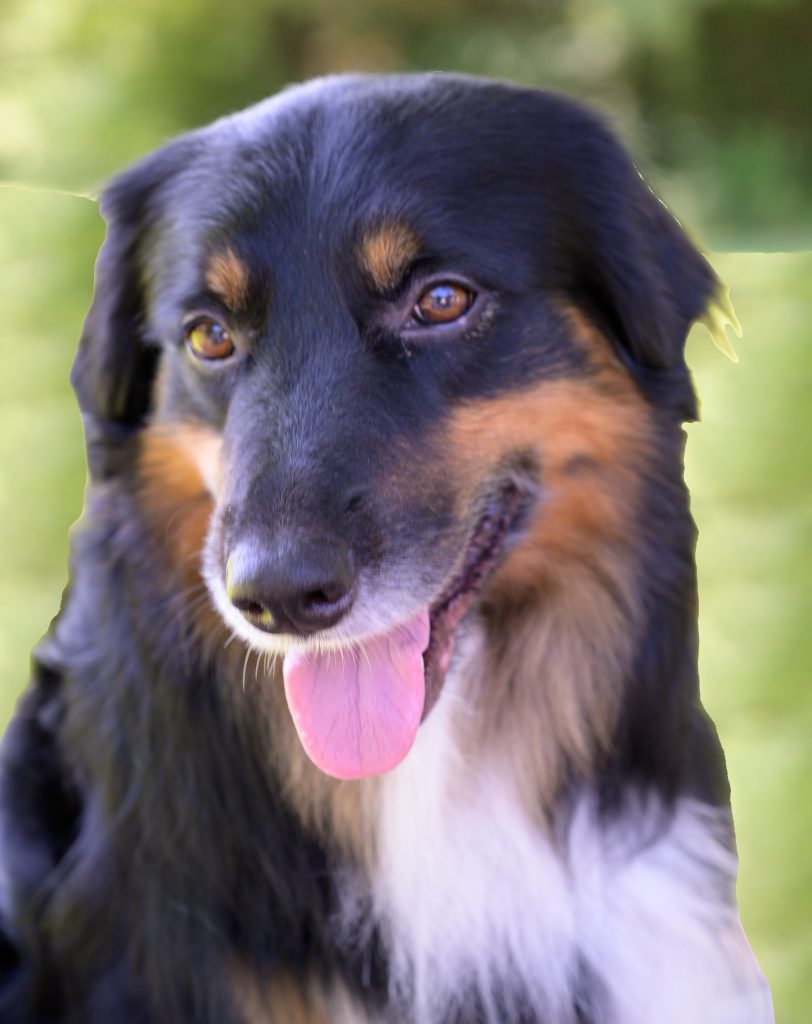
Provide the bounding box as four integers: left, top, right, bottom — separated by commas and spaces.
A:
71, 141, 192, 479
560, 116, 721, 421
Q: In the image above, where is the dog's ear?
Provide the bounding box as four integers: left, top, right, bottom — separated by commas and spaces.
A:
72, 141, 192, 479
560, 116, 721, 420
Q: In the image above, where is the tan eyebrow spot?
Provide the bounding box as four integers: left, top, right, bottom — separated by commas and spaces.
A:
359, 222, 420, 291
205, 247, 249, 308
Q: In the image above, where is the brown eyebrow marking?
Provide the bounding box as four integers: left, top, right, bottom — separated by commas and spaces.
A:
205, 247, 249, 308
359, 222, 421, 291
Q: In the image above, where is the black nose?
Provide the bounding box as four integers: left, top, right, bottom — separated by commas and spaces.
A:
226, 532, 358, 636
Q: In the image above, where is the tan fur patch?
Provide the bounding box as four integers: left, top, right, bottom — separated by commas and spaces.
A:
205, 247, 249, 308
137, 422, 221, 579
359, 222, 420, 291
232, 968, 332, 1024
438, 314, 652, 811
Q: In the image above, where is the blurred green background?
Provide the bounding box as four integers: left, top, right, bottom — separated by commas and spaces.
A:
0, 0, 809, 1017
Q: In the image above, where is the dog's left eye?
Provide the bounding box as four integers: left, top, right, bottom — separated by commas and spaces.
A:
185, 318, 235, 360
412, 283, 475, 326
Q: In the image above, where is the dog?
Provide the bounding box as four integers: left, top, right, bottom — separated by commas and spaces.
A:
0, 74, 774, 1023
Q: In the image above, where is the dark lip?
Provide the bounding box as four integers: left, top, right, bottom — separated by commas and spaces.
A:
421, 483, 528, 717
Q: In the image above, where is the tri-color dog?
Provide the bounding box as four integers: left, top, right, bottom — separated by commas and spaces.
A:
0, 74, 773, 1023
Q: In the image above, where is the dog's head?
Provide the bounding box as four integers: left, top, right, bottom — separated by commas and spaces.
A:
73, 75, 720, 782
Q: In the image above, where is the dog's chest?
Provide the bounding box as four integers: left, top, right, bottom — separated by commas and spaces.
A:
357, 696, 577, 1022
334, 693, 772, 1024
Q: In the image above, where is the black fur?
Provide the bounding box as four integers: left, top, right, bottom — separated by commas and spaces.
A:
0, 74, 734, 1023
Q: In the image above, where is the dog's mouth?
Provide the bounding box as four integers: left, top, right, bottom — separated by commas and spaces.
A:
422, 483, 526, 714
282, 483, 527, 781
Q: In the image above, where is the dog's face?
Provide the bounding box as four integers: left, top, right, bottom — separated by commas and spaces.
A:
74, 75, 717, 781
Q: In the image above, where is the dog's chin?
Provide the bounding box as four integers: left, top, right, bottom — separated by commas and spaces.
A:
203, 482, 529, 778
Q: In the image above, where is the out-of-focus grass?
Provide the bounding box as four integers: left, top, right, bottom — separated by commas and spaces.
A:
0, 189, 98, 712
686, 251, 812, 1022
0, 190, 810, 1019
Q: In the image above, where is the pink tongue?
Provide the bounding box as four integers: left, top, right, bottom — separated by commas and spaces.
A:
282, 611, 430, 779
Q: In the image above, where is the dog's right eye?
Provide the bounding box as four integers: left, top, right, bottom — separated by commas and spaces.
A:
412, 282, 475, 326
185, 318, 236, 361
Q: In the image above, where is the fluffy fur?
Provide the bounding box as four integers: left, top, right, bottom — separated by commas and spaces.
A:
0, 74, 773, 1022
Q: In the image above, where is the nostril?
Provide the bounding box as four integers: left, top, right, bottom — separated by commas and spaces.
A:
230, 593, 278, 630
226, 533, 358, 636
232, 596, 266, 618
301, 579, 356, 614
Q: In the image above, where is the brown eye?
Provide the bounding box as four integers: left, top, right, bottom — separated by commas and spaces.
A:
413, 282, 474, 325
185, 318, 235, 360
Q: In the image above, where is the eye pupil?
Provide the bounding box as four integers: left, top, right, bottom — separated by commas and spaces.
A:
414, 283, 473, 325
185, 318, 235, 360
430, 286, 455, 309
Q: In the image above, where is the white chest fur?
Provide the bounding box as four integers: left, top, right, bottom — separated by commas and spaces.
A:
351, 691, 774, 1024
